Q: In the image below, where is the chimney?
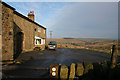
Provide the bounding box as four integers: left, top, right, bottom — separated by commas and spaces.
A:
28, 11, 34, 21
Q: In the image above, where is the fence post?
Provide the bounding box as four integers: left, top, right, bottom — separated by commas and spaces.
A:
69, 63, 76, 80
76, 62, 84, 77
60, 65, 68, 80
110, 45, 118, 69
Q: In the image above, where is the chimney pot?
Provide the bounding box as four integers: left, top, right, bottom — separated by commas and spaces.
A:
28, 11, 34, 21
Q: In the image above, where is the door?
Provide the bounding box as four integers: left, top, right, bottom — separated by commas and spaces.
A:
14, 32, 24, 59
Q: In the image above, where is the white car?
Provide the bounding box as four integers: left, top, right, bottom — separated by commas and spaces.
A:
48, 41, 57, 50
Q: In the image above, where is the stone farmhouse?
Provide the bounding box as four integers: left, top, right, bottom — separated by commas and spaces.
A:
1, 1, 46, 61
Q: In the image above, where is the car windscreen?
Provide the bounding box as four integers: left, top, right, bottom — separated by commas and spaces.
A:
49, 41, 56, 44
48, 44, 56, 45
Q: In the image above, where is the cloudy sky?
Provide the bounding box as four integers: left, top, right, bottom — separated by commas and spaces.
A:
5, 1, 118, 39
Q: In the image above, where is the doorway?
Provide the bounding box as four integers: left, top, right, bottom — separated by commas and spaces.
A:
14, 32, 24, 59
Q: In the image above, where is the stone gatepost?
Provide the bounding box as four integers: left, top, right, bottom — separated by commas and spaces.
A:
110, 45, 118, 69
60, 65, 68, 80
76, 62, 84, 77
69, 63, 76, 80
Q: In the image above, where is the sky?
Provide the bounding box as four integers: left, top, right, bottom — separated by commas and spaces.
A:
2, 0, 120, 2
5, 1, 118, 39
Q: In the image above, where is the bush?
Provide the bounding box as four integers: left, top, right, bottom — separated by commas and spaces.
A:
34, 47, 41, 51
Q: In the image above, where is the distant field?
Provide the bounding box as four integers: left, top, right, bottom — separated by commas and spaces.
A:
47, 38, 119, 55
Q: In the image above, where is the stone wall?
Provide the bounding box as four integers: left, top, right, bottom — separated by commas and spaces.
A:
14, 13, 35, 51
34, 23, 46, 50
50, 61, 120, 80
2, 4, 14, 61
0, 35, 1, 49
35, 26, 46, 39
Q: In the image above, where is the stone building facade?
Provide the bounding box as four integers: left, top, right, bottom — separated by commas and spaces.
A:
1, 2, 46, 61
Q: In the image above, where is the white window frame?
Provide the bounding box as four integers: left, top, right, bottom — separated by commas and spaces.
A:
35, 39, 41, 45
44, 30, 45, 34
35, 36, 45, 45
35, 36, 41, 45
38, 28, 41, 32
41, 38, 45, 44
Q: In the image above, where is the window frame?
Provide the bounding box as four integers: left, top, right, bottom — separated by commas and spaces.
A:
38, 28, 41, 32
35, 36, 45, 45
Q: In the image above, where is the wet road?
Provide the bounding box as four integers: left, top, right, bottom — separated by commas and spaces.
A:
2, 48, 111, 78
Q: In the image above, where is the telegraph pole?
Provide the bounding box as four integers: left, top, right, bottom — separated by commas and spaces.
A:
50, 31, 53, 39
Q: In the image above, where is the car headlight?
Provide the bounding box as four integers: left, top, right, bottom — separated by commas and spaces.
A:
52, 67, 56, 71
52, 72, 56, 76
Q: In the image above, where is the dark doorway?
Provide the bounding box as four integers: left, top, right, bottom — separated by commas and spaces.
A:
14, 32, 24, 59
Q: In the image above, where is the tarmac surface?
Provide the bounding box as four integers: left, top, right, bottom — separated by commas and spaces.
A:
2, 48, 112, 79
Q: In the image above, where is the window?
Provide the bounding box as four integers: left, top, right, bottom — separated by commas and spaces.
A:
35, 36, 41, 45
41, 38, 45, 44
44, 30, 45, 33
36, 39, 41, 44
38, 28, 41, 32
34, 28, 37, 31
35, 36, 45, 45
